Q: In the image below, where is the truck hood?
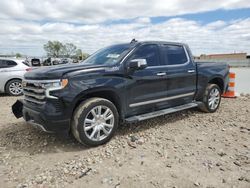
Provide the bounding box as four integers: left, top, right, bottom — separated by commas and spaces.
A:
24, 63, 107, 80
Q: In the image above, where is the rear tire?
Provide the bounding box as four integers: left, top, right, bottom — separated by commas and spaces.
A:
6, 79, 23, 96
199, 84, 221, 113
71, 97, 119, 147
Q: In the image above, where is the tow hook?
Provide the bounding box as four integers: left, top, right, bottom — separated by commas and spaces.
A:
12, 100, 23, 118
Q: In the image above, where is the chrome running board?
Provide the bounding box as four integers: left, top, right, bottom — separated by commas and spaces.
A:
125, 102, 198, 123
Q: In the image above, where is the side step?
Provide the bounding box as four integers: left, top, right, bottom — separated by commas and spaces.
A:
125, 102, 198, 123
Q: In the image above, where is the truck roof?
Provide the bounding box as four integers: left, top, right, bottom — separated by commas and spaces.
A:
137, 41, 186, 46
117, 40, 188, 48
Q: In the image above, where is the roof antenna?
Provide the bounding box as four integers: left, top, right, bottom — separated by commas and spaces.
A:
130, 39, 138, 44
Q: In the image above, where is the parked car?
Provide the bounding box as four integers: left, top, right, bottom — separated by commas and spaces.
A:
12, 41, 229, 146
0, 58, 31, 96
31, 58, 41, 66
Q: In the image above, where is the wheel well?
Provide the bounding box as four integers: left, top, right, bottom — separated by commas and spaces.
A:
208, 78, 224, 92
74, 90, 122, 118
4, 78, 22, 92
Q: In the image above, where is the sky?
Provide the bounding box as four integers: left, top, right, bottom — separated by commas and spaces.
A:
0, 0, 250, 56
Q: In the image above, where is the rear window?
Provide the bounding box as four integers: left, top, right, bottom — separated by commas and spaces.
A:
162, 45, 188, 65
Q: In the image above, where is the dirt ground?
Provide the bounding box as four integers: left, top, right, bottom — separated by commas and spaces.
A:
0, 94, 249, 188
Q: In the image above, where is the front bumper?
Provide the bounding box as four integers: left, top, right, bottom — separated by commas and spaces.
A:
12, 99, 70, 134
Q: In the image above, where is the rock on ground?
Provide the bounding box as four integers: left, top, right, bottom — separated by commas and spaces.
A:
0, 94, 249, 188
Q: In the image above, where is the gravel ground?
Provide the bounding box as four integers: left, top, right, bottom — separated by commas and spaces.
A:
0, 94, 249, 188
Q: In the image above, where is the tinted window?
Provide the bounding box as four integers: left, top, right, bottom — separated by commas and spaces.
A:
0, 60, 17, 68
6, 60, 17, 67
162, 45, 188, 65
0, 60, 5, 68
129, 44, 160, 66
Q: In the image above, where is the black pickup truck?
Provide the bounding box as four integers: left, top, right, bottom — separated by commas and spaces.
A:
12, 40, 229, 146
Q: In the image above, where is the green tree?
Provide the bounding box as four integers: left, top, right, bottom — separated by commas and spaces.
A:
62, 43, 77, 58
43, 41, 64, 57
15, 53, 22, 58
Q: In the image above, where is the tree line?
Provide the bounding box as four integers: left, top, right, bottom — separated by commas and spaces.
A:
43, 41, 89, 60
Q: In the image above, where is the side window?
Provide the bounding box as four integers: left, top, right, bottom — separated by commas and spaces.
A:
0, 60, 17, 68
162, 45, 188, 65
129, 45, 160, 67
0, 60, 3, 68
0, 60, 7, 68
6, 60, 17, 67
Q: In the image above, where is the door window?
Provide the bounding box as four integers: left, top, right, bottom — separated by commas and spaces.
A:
0, 60, 17, 68
0, 60, 4, 68
129, 44, 160, 67
162, 45, 188, 65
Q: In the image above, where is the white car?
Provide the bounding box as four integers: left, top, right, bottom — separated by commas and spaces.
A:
0, 58, 31, 96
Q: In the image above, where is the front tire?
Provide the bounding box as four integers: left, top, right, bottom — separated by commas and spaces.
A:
71, 97, 119, 147
6, 79, 23, 96
199, 84, 222, 113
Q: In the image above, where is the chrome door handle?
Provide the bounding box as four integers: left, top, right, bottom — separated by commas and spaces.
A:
156, 72, 166, 76
188, 70, 195, 73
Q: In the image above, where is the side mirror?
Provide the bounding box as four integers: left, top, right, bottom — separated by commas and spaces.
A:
128, 59, 147, 70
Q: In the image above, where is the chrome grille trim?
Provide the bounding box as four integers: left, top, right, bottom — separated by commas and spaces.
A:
23, 79, 47, 104
23, 86, 44, 93
23, 91, 45, 100
23, 79, 62, 104
24, 96, 46, 104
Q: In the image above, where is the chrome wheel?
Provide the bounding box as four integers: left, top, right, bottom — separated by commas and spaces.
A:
208, 88, 220, 110
9, 81, 23, 95
84, 105, 114, 141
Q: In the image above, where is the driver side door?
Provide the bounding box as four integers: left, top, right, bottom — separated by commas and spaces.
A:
125, 44, 169, 116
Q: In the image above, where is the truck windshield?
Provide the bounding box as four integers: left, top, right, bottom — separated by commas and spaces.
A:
81, 44, 131, 65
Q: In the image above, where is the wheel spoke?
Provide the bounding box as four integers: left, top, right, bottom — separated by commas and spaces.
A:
84, 124, 95, 131
90, 126, 98, 138
101, 126, 109, 135
105, 114, 114, 120
96, 129, 100, 140
85, 118, 95, 124
214, 90, 219, 96
212, 101, 216, 109
103, 108, 111, 117
103, 123, 113, 128
98, 106, 102, 116
91, 109, 98, 119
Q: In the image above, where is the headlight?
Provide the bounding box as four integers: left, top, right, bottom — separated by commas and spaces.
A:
42, 79, 68, 89
44, 79, 68, 99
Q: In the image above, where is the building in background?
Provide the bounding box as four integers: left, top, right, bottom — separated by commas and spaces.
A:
195, 53, 250, 67
196, 53, 247, 60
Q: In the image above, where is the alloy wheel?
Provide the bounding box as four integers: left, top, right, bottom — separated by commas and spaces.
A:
83, 105, 114, 141
9, 82, 23, 95
208, 88, 220, 110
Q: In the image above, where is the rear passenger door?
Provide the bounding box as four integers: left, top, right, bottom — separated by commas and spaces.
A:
160, 44, 196, 106
0, 60, 18, 86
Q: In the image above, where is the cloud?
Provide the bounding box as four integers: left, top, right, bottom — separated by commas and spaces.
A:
0, 0, 250, 23
0, 0, 249, 56
0, 17, 250, 56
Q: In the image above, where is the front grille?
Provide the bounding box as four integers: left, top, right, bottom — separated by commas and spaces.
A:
23, 81, 46, 105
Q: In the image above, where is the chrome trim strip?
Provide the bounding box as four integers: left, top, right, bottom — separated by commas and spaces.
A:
23, 91, 45, 100
27, 120, 53, 133
23, 86, 44, 93
129, 92, 195, 107
120, 47, 136, 64
46, 86, 63, 99
23, 79, 61, 83
24, 96, 45, 104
